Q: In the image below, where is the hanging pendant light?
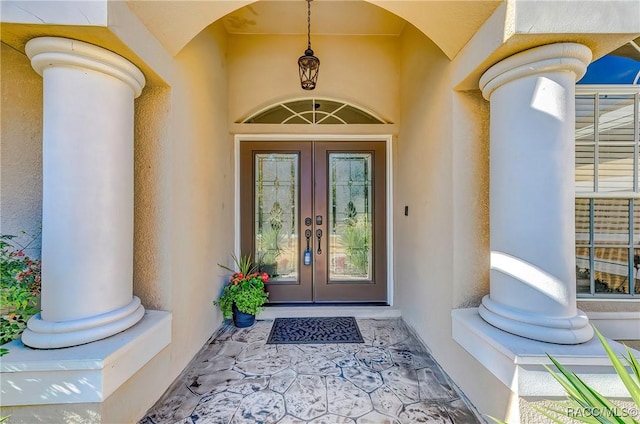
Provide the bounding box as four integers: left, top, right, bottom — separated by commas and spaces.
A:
298, 0, 320, 90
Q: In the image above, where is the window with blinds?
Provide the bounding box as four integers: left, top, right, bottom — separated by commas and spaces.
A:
575, 88, 640, 296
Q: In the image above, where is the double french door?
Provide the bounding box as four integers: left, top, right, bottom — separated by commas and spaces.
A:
240, 140, 387, 303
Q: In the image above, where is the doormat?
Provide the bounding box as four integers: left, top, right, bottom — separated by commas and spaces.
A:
266, 316, 364, 344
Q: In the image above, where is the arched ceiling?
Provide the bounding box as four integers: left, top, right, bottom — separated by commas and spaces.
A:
221, 1, 407, 36
126, 0, 503, 60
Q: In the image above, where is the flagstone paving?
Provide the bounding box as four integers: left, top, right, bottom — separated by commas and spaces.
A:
139, 318, 482, 424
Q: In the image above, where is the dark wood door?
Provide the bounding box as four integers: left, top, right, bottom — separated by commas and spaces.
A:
240, 140, 387, 303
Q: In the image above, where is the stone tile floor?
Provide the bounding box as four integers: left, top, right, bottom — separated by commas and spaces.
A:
139, 318, 483, 424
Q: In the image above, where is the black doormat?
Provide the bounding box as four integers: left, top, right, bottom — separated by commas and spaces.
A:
266, 316, 364, 344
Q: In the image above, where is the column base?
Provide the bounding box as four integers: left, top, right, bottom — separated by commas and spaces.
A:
479, 295, 593, 344
22, 296, 145, 349
1, 310, 171, 406
452, 308, 638, 423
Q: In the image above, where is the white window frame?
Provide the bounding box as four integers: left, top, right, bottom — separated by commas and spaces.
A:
576, 85, 640, 299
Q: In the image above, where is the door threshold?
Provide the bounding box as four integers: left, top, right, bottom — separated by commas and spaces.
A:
266, 302, 388, 307
258, 305, 401, 320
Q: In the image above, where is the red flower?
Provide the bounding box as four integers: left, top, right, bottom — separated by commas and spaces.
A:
261, 272, 269, 282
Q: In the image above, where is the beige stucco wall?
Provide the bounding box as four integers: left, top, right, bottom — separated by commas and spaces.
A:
165, 20, 234, 366
133, 85, 172, 310
227, 33, 399, 124
0, 42, 43, 258
394, 24, 511, 420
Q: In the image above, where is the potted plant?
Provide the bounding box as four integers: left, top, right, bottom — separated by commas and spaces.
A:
214, 254, 269, 328
1, 234, 41, 345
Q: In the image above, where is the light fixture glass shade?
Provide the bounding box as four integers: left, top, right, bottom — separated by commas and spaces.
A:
298, 48, 320, 90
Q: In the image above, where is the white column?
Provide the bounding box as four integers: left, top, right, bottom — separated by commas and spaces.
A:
478, 43, 594, 344
21, 37, 145, 349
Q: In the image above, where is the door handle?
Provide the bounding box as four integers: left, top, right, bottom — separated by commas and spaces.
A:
316, 229, 323, 254
304, 229, 312, 265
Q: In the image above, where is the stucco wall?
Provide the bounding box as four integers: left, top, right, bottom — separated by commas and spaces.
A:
451, 90, 490, 309
134, 85, 172, 310
167, 21, 234, 367
0, 42, 43, 258
395, 24, 510, 420
395, 24, 455, 337
227, 34, 399, 124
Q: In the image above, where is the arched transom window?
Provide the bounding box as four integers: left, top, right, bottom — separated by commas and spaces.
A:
241, 98, 388, 124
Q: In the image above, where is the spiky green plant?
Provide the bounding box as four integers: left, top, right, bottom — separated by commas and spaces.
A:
488, 327, 640, 424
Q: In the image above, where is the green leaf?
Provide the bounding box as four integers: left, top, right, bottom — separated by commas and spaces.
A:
594, 328, 640, 407
622, 345, 640, 387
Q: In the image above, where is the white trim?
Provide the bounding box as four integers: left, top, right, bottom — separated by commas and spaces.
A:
26, 37, 146, 98
575, 192, 640, 199
576, 85, 640, 95
578, 296, 640, 301
480, 43, 592, 100
586, 311, 640, 340
233, 134, 394, 306
258, 306, 401, 320
234, 138, 241, 257
386, 136, 394, 306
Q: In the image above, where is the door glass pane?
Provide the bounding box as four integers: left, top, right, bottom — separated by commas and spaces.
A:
254, 153, 298, 281
328, 153, 373, 281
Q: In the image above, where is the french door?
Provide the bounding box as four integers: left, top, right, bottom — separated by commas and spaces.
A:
240, 140, 387, 303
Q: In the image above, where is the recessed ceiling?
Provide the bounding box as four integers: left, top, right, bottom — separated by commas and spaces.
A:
222, 1, 407, 36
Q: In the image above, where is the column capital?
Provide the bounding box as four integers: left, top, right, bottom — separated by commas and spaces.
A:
479, 43, 592, 100
25, 37, 145, 98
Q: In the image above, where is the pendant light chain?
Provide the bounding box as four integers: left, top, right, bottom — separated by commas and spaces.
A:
298, 0, 319, 90
307, 0, 312, 50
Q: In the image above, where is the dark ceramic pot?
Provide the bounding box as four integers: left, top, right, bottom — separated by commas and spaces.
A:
232, 305, 255, 328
